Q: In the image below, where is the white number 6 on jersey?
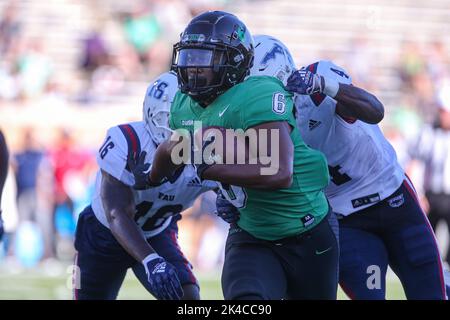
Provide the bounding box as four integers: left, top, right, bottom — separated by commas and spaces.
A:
272, 92, 286, 114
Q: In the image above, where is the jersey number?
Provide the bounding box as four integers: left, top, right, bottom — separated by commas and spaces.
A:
328, 165, 352, 186
99, 136, 115, 159
272, 92, 286, 114
134, 201, 183, 231
148, 81, 168, 100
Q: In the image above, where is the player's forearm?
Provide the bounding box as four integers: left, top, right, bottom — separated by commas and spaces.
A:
201, 121, 294, 189
149, 139, 183, 183
202, 164, 292, 190
101, 170, 155, 261
108, 210, 155, 261
334, 83, 384, 124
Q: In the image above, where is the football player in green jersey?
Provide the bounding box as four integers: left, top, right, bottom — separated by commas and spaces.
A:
130, 11, 339, 300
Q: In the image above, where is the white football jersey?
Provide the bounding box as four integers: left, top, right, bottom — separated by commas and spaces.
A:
91, 121, 218, 238
295, 61, 405, 215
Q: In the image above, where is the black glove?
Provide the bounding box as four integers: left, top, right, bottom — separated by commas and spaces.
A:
286, 67, 324, 95
143, 254, 184, 300
215, 191, 240, 224
127, 151, 165, 190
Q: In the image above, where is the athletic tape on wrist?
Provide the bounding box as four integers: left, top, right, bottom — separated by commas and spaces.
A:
323, 77, 340, 98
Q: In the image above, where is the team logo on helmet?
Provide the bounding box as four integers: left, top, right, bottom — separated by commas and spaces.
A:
232, 26, 247, 42
260, 43, 286, 70
182, 33, 206, 43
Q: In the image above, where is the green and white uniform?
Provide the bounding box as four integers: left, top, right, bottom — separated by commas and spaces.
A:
170, 76, 330, 241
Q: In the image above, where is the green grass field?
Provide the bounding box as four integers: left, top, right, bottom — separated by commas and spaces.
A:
0, 266, 406, 300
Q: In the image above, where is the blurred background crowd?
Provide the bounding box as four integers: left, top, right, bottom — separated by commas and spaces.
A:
0, 0, 450, 280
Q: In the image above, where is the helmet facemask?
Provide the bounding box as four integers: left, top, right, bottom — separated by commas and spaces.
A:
173, 43, 247, 106
146, 108, 173, 146
172, 11, 254, 106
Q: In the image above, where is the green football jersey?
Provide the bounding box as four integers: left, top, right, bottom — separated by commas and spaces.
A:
170, 76, 330, 240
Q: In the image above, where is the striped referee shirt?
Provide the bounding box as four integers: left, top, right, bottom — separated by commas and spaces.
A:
410, 124, 450, 195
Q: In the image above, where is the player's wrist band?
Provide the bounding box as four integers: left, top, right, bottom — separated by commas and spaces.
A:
323, 77, 340, 98
142, 253, 161, 265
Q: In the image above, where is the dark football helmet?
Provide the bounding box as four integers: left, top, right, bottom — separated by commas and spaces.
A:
172, 11, 254, 106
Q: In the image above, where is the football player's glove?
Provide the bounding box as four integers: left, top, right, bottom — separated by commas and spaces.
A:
215, 191, 240, 224
142, 253, 184, 300
286, 68, 339, 98
128, 151, 166, 190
